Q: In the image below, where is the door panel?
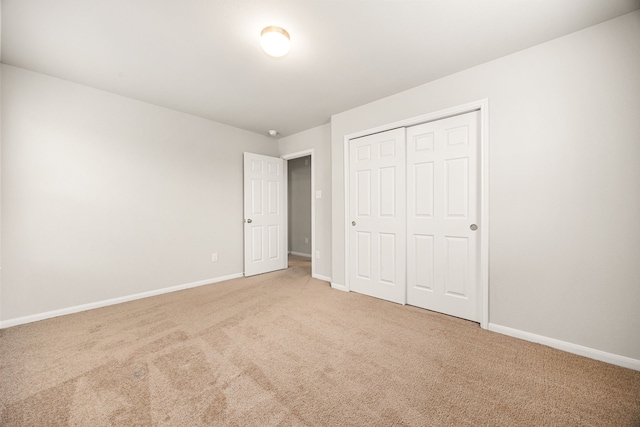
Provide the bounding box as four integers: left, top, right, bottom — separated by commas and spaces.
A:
356, 170, 372, 216
379, 233, 396, 283
244, 152, 286, 276
348, 128, 406, 304
406, 111, 479, 321
414, 234, 434, 290
414, 162, 434, 217
444, 236, 469, 297
445, 157, 469, 217
251, 227, 263, 261
356, 232, 371, 279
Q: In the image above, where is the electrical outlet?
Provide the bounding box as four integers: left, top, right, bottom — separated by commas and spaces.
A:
211, 253, 218, 262
316, 250, 320, 259
305, 237, 309, 244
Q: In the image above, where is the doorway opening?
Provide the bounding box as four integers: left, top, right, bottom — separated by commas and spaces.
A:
282, 150, 315, 277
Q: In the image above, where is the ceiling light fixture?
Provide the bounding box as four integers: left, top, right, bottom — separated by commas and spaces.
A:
260, 26, 290, 58
268, 130, 279, 137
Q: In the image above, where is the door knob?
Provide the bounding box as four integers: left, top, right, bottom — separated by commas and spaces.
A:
352, 221, 356, 226
470, 224, 478, 231
247, 219, 252, 224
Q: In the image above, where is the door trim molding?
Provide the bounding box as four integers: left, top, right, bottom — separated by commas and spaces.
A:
342, 99, 490, 329
282, 149, 316, 279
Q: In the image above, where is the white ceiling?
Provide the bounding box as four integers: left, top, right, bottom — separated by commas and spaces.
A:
2, 0, 638, 137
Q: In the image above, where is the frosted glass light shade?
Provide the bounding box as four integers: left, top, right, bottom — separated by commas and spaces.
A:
260, 26, 290, 57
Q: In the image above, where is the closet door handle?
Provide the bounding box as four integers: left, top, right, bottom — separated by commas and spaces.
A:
352, 221, 356, 226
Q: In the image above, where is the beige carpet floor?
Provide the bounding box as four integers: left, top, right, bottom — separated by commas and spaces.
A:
1, 255, 639, 426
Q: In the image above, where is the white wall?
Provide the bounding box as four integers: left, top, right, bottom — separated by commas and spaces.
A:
278, 124, 332, 280
331, 11, 640, 360
287, 156, 312, 256
1, 65, 279, 322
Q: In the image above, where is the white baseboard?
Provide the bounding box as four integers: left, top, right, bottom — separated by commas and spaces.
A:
312, 273, 332, 282
289, 251, 312, 258
488, 323, 640, 371
0, 272, 244, 329
331, 282, 348, 292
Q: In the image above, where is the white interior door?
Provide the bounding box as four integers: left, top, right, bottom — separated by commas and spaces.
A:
406, 111, 480, 321
348, 128, 406, 304
244, 152, 286, 277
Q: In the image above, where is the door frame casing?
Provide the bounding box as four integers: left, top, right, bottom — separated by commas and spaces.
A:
282, 149, 316, 279
341, 99, 490, 329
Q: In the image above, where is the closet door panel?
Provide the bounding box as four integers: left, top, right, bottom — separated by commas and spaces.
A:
348, 128, 406, 304
406, 111, 480, 322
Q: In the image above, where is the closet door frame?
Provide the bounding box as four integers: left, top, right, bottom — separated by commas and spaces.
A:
342, 99, 490, 329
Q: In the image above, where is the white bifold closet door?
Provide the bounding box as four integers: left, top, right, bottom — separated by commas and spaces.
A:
348, 111, 480, 322
406, 111, 480, 322
348, 128, 406, 304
